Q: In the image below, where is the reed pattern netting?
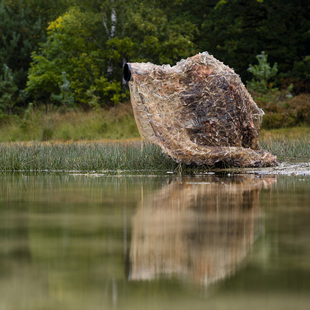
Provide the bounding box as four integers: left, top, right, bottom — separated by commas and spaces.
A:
127, 52, 278, 167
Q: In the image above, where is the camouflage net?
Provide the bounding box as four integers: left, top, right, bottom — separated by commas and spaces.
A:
126, 52, 278, 167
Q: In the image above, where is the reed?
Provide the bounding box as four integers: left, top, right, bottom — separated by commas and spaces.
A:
260, 137, 310, 162
0, 141, 177, 173
0, 128, 309, 173
259, 126, 310, 162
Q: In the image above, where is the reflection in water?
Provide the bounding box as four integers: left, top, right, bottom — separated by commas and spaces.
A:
130, 175, 277, 287
1, 174, 310, 310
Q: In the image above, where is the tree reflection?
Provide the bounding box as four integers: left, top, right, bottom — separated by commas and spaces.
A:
129, 174, 277, 288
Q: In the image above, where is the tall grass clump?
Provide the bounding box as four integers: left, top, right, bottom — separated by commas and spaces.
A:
260, 138, 310, 162
0, 141, 178, 173
259, 128, 310, 162
1, 126, 309, 173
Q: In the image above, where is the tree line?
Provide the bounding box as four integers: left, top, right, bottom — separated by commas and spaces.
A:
0, 0, 309, 115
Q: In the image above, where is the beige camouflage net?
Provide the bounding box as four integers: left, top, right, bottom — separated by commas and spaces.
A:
126, 52, 278, 167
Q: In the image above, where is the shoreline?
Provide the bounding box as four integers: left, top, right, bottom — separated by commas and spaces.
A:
223, 162, 310, 176
0, 138, 309, 175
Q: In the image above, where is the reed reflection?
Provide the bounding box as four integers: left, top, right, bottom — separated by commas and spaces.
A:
129, 174, 276, 288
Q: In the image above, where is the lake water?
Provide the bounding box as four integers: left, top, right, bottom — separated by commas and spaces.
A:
0, 173, 309, 310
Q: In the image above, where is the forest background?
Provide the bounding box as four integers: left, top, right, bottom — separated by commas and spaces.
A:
0, 0, 310, 142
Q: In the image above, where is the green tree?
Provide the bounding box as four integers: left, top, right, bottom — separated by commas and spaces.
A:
123, 0, 197, 65
247, 51, 278, 93
0, 0, 42, 93
27, 7, 123, 108
198, 0, 310, 84
0, 64, 18, 116
51, 72, 74, 109
27, 0, 197, 108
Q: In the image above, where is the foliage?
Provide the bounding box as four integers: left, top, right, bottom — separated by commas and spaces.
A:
0, 0, 42, 93
26, 1, 198, 108
0, 0, 309, 119
247, 51, 278, 93
50, 72, 74, 109
253, 92, 310, 129
123, 0, 197, 65
282, 55, 310, 93
0, 64, 18, 116
199, 0, 310, 85
27, 8, 123, 108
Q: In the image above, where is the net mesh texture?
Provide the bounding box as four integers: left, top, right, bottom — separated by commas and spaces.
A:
127, 52, 278, 167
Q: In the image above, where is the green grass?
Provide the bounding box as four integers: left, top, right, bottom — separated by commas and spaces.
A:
0, 104, 309, 173
0, 103, 140, 142
259, 126, 310, 162
0, 131, 309, 173
0, 141, 178, 173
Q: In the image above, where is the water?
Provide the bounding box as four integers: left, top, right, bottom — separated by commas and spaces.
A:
0, 173, 309, 310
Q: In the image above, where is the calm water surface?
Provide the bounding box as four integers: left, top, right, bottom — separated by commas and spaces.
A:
0, 173, 309, 310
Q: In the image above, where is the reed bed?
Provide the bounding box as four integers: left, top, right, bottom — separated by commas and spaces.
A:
0, 141, 177, 173
0, 134, 309, 173
260, 136, 310, 162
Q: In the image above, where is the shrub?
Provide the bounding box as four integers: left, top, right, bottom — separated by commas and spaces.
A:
247, 51, 278, 93
288, 94, 310, 125
253, 92, 310, 129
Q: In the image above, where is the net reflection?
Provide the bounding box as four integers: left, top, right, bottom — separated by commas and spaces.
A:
129, 175, 276, 288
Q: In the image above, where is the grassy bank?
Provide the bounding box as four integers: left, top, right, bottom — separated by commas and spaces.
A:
0, 128, 309, 173
1, 94, 309, 143
260, 126, 310, 162
0, 103, 140, 142
0, 141, 177, 173
0, 101, 309, 172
